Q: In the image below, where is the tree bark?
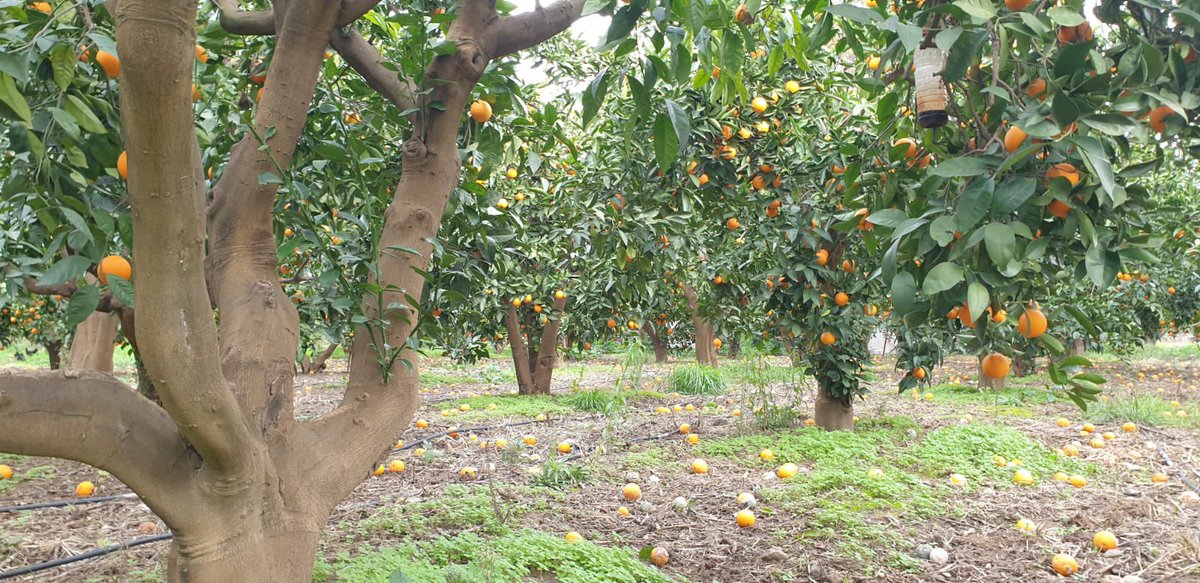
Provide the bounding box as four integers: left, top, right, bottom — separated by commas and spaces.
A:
683, 285, 716, 366
165, 529, 321, 583
67, 311, 119, 372
728, 337, 741, 359
531, 295, 568, 393
45, 341, 62, 370
301, 344, 338, 374
504, 306, 536, 393
814, 384, 854, 430
643, 326, 668, 363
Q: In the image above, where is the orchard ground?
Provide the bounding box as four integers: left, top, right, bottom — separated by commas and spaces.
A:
2, 343, 1199, 583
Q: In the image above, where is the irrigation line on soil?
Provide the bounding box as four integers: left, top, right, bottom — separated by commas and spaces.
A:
0, 493, 138, 514
0, 533, 173, 580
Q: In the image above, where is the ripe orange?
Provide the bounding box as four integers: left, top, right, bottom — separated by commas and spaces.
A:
981, 353, 1011, 380
1147, 105, 1175, 133
75, 481, 96, 497
565, 531, 583, 542
1017, 305, 1048, 338
750, 97, 768, 113
712, 338, 723, 350
1004, 125, 1028, 153
416, 419, 429, 429
0, 464, 12, 479
1051, 554, 1079, 576
1056, 418, 1070, 427
195, 45, 208, 63
893, 138, 918, 159
819, 332, 836, 346
470, 100, 492, 123
649, 546, 669, 566
834, 292, 849, 307
735, 509, 756, 527
1122, 422, 1137, 433
1026, 78, 1048, 100
192, 84, 202, 102
1005, 0, 1032, 10
617, 506, 631, 517
98, 255, 132, 284
866, 55, 881, 71
913, 367, 927, 380
759, 449, 775, 461
558, 442, 572, 454
776, 462, 799, 479
815, 249, 829, 266
1151, 472, 1168, 483
1068, 474, 1087, 488
1047, 199, 1072, 219
117, 150, 128, 180
1093, 530, 1117, 551
622, 483, 642, 501
842, 259, 856, 273
726, 217, 741, 230
388, 460, 405, 473
372, 464, 385, 476
1046, 163, 1081, 187
734, 4, 752, 24
29, 2, 51, 12
678, 423, 692, 435
95, 50, 120, 78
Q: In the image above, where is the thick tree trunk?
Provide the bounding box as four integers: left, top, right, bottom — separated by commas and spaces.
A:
531, 296, 567, 393
504, 306, 537, 393
67, 311, 119, 372
814, 385, 854, 430
977, 354, 1005, 390
683, 285, 716, 366
165, 529, 320, 583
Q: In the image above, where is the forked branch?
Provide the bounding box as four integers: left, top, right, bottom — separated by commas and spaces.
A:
330, 28, 418, 112
213, 0, 275, 35
0, 370, 199, 525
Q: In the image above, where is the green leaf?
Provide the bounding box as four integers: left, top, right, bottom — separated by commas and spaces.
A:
63, 95, 106, 134
1084, 245, 1120, 287
931, 156, 989, 177
930, 215, 956, 246
36, 256, 92, 287
605, 4, 643, 47
49, 44, 76, 91
966, 282, 989, 325
0, 72, 32, 126
983, 222, 1016, 269
922, 262, 964, 295
1060, 355, 1093, 368
955, 176, 994, 232
954, 0, 997, 21
1047, 6, 1085, 26
944, 30, 987, 83
1040, 334, 1065, 354
1064, 305, 1098, 338
581, 69, 610, 128
1072, 136, 1115, 200
991, 176, 1036, 215
652, 113, 679, 173
825, 3, 882, 23
64, 285, 101, 328
865, 208, 908, 228
896, 23, 922, 53
109, 276, 135, 308
1051, 91, 1080, 125
892, 271, 917, 314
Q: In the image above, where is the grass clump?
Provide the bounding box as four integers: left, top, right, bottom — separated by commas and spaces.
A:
438, 395, 575, 421
621, 447, 667, 470
360, 485, 524, 536
667, 364, 726, 395
531, 460, 590, 490
565, 388, 626, 413
695, 424, 892, 467
720, 361, 798, 385
1085, 394, 1199, 427
317, 529, 673, 583
906, 423, 1094, 483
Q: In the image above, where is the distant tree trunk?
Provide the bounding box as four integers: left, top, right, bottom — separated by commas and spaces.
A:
728, 337, 741, 359
300, 344, 338, 374
683, 285, 716, 366
1012, 353, 1035, 377
977, 354, 1005, 390
45, 341, 63, 370
642, 326, 668, 363
814, 384, 853, 430
530, 296, 568, 393
1066, 338, 1086, 357
504, 306, 536, 393
67, 311, 119, 372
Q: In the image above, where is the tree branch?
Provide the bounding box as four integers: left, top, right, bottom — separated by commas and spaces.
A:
213, 0, 275, 35
116, 0, 255, 477
329, 28, 417, 112
488, 0, 586, 58
0, 370, 199, 526
337, 0, 383, 26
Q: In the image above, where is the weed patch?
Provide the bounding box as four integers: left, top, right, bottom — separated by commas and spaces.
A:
437, 395, 576, 421
905, 423, 1094, 483
667, 365, 726, 395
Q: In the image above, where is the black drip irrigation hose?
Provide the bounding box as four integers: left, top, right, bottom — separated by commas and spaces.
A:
0, 493, 138, 514
0, 533, 173, 580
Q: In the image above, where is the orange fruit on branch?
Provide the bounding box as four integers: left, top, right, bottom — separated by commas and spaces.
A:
1017, 304, 1048, 338
98, 255, 132, 284
469, 99, 492, 123
95, 50, 120, 78
1003, 125, 1028, 153
981, 353, 1011, 380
